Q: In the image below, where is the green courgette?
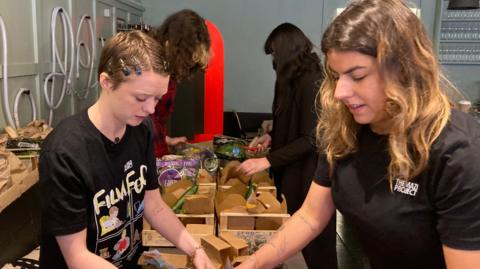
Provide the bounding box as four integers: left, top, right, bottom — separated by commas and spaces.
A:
245, 181, 258, 200
172, 183, 199, 213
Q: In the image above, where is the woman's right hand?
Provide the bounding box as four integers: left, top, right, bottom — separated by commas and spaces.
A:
234, 254, 257, 269
249, 134, 272, 152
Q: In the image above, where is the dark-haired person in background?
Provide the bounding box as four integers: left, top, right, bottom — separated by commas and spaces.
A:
237, 22, 337, 268
149, 9, 211, 157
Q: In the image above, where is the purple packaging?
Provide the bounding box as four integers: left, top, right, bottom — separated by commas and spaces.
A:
156, 157, 200, 187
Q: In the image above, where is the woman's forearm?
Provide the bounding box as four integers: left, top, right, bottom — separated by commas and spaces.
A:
239, 183, 335, 269
253, 209, 325, 268
143, 190, 199, 256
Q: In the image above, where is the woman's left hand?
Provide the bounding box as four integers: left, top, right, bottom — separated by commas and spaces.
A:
165, 136, 188, 146
192, 248, 215, 269
237, 157, 271, 176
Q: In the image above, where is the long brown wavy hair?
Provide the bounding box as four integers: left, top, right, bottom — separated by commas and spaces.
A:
149, 9, 211, 81
317, 0, 454, 184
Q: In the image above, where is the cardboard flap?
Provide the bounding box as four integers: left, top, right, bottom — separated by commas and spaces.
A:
223, 182, 247, 196
197, 168, 214, 183
184, 194, 214, 214
202, 235, 233, 266
217, 194, 246, 214
219, 232, 249, 257
220, 160, 250, 184
280, 194, 288, 213
223, 177, 244, 187
219, 160, 240, 184
257, 192, 282, 213
245, 199, 266, 214
162, 179, 192, 207
186, 224, 214, 235
251, 171, 273, 186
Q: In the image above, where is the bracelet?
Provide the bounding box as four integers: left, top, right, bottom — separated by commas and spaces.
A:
190, 245, 204, 260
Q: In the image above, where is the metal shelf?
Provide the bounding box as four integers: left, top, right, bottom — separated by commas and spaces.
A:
440, 40, 480, 43
439, 61, 480, 65
441, 18, 480, 22
438, 2, 480, 66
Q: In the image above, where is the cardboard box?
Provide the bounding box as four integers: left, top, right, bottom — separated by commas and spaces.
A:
219, 232, 249, 257
142, 214, 215, 247
201, 235, 233, 268
218, 213, 289, 254
0, 169, 38, 213
186, 224, 215, 244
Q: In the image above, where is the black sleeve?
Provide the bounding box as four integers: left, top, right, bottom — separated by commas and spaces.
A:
144, 123, 159, 191
266, 73, 320, 167
40, 150, 88, 236
431, 134, 480, 250
313, 154, 332, 187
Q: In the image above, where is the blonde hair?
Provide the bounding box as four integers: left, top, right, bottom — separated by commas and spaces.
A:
317, 0, 455, 184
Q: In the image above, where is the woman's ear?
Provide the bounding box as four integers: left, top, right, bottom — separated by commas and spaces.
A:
99, 72, 112, 91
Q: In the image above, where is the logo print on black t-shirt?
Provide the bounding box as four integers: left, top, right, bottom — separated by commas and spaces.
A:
393, 178, 419, 196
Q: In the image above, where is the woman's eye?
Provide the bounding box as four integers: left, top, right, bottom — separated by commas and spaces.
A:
352, 75, 366, 81
135, 97, 146, 102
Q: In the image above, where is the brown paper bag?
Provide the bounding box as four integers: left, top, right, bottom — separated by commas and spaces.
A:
0, 151, 12, 195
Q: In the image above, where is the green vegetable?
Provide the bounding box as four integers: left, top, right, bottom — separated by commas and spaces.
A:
245, 181, 258, 200
216, 143, 246, 160
172, 183, 199, 213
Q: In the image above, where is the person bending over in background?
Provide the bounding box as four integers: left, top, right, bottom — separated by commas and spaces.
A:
237, 23, 337, 268
236, 0, 480, 268
149, 9, 211, 157
39, 30, 214, 269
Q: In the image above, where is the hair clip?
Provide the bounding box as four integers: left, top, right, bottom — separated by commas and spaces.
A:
130, 57, 142, 75
119, 58, 131, 76
134, 65, 142, 75
161, 59, 169, 73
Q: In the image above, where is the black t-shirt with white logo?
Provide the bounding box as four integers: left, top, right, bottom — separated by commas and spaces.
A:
314, 110, 480, 269
39, 110, 158, 268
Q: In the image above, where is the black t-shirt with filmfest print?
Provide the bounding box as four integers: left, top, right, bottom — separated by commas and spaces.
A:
39, 110, 158, 269
314, 109, 480, 269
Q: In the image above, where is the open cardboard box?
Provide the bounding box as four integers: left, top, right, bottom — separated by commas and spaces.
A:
201, 235, 232, 269
215, 183, 288, 230
201, 233, 249, 269
0, 168, 38, 213
215, 185, 290, 254
218, 161, 277, 196
162, 178, 215, 214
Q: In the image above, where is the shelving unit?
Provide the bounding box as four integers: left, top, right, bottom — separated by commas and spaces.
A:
438, 1, 480, 65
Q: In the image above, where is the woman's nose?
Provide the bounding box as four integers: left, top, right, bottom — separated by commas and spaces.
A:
333, 76, 353, 101
144, 99, 157, 114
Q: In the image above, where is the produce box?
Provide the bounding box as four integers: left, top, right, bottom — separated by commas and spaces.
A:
218, 213, 289, 254
143, 181, 216, 247
215, 183, 289, 254
200, 233, 248, 269
0, 168, 38, 213
218, 161, 277, 197
142, 215, 215, 247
